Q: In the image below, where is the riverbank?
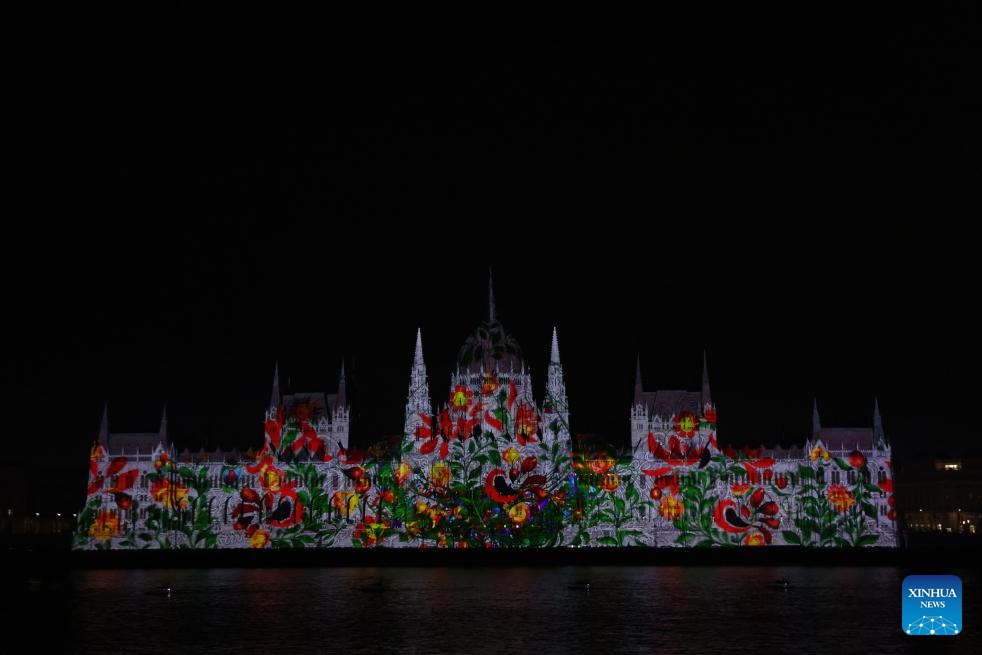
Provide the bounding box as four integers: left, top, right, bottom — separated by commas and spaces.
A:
6, 544, 978, 574
6, 533, 978, 574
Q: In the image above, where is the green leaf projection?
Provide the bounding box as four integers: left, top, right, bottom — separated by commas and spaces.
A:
74, 326, 897, 550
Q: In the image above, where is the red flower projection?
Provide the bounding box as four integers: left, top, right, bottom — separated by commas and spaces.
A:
87, 452, 140, 510
412, 412, 433, 440
712, 486, 781, 542
485, 468, 519, 504
848, 450, 865, 468
673, 411, 698, 438
514, 403, 539, 446
480, 374, 500, 396
264, 407, 284, 450
266, 484, 303, 528
353, 516, 390, 546
450, 385, 474, 412
646, 432, 713, 468
420, 408, 477, 459
588, 454, 616, 475
290, 420, 332, 461
483, 468, 547, 506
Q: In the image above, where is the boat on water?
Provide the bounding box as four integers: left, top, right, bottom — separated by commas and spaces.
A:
567, 582, 592, 591
145, 585, 174, 596
766, 577, 793, 590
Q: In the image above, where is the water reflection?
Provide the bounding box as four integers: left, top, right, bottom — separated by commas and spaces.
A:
6, 566, 975, 653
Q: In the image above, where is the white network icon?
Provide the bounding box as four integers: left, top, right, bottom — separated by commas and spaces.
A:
906, 615, 959, 635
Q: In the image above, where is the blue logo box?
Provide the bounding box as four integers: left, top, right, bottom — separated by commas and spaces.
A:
903, 575, 962, 636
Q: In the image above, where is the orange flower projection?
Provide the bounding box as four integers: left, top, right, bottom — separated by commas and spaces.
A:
827, 484, 855, 513
659, 495, 685, 520
88, 510, 121, 541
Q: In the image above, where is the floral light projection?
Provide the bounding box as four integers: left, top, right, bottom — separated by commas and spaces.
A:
74, 330, 895, 550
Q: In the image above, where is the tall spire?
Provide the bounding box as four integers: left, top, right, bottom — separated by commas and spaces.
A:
546, 327, 569, 436
488, 268, 496, 322
337, 360, 347, 407
98, 403, 109, 443
270, 362, 281, 409
158, 405, 168, 441
405, 328, 432, 438
701, 349, 712, 410
812, 398, 821, 437
634, 354, 644, 405
873, 397, 882, 428
414, 327, 424, 368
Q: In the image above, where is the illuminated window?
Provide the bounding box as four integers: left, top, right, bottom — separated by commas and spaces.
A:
943, 463, 961, 471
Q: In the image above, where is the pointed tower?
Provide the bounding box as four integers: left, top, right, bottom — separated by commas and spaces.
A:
544, 327, 569, 442
631, 356, 649, 455
872, 397, 885, 443
488, 268, 496, 322
701, 350, 712, 414
332, 360, 350, 451
337, 361, 347, 408
404, 328, 433, 442
98, 403, 109, 444
812, 398, 822, 438
270, 362, 281, 410
158, 405, 168, 443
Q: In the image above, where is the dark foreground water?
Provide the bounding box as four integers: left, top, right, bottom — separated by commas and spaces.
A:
5, 566, 978, 654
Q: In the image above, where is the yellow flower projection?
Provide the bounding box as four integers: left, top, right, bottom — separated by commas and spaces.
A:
430, 461, 451, 488
249, 529, 270, 548
659, 495, 684, 520
827, 484, 855, 513
508, 502, 530, 525
450, 385, 474, 411
151, 478, 189, 510
600, 473, 620, 492
394, 461, 412, 485
809, 446, 831, 462
88, 510, 120, 541
332, 490, 359, 517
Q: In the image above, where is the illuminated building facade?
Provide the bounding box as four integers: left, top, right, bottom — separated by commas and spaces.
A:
74, 297, 897, 550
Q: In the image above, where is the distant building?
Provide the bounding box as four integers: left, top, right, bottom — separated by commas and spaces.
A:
895, 454, 980, 537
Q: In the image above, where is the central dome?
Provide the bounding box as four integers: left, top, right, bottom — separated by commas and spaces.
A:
458, 317, 523, 373
457, 271, 523, 372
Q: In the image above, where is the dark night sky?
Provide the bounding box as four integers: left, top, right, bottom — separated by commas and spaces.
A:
4, 6, 978, 512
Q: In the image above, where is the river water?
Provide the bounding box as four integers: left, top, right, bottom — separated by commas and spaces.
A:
7, 566, 977, 653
